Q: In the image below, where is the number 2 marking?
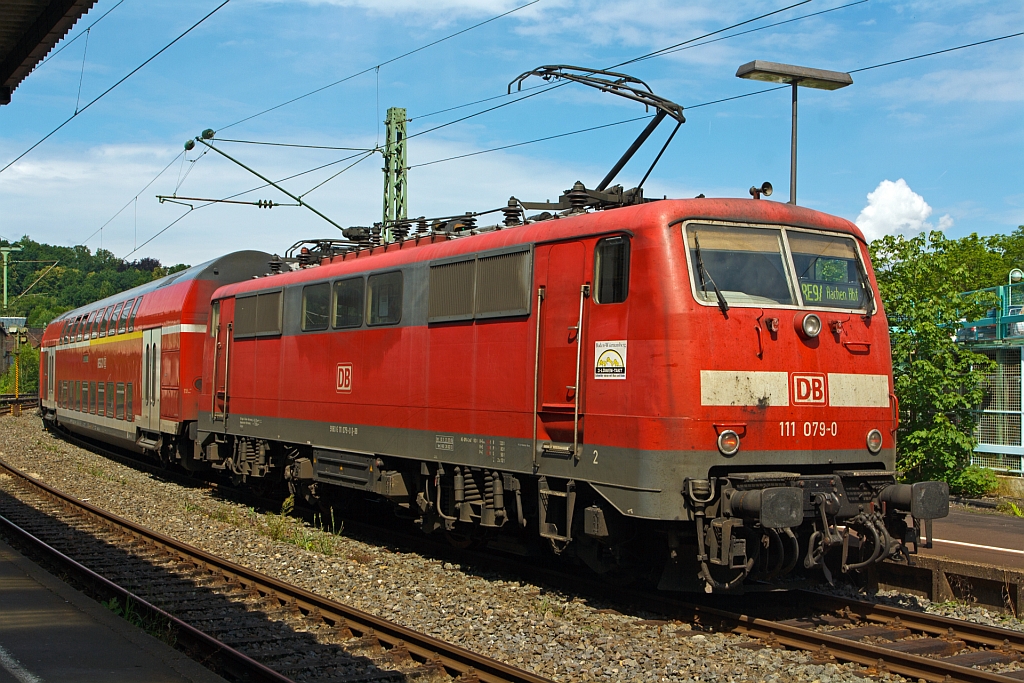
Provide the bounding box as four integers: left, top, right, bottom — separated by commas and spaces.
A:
593, 449, 599, 465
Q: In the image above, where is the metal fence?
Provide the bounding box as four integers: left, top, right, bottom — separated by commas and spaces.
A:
972, 347, 1024, 476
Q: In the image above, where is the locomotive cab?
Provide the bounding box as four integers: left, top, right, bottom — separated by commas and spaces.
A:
661, 211, 948, 590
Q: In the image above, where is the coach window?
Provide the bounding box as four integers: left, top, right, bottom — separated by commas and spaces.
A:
90, 381, 97, 414
126, 383, 133, 421
108, 303, 124, 336
106, 381, 115, 417
302, 283, 330, 331
333, 278, 364, 329
97, 383, 105, 416
98, 306, 112, 338
116, 383, 125, 420
594, 236, 630, 304
84, 311, 97, 340
367, 271, 403, 326
82, 382, 89, 413
127, 297, 142, 332
72, 316, 82, 342
118, 298, 134, 334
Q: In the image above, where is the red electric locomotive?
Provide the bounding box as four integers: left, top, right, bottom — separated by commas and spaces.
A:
40, 66, 949, 590
173, 192, 937, 591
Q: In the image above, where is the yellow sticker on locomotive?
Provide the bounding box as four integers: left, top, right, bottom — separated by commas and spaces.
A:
595, 341, 627, 380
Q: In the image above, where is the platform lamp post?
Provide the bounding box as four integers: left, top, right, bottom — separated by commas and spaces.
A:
736, 61, 852, 205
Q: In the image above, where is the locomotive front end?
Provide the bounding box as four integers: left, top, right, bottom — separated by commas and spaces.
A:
671, 213, 948, 590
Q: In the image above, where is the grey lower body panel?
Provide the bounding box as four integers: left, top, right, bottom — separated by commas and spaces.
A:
197, 412, 893, 522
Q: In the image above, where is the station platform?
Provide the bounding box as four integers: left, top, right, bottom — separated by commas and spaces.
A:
0, 537, 226, 683
921, 506, 1024, 570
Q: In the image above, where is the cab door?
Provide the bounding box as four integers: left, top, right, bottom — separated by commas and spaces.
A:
535, 241, 589, 455
210, 300, 232, 431
141, 328, 162, 431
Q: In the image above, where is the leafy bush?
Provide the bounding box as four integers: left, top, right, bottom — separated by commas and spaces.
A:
950, 465, 999, 498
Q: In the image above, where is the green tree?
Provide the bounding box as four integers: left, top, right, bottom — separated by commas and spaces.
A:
0, 236, 188, 326
0, 343, 39, 395
870, 231, 997, 493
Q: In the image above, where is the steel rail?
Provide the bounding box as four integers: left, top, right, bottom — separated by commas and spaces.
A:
0, 458, 554, 683
0, 513, 293, 683
28, 425, 1024, 683
795, 590, 1024, 653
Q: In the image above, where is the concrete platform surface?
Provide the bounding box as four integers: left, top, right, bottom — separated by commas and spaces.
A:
0, 537, 226, 683
921, 506, 1024, 570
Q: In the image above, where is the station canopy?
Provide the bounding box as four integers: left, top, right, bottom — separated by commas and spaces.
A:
1, 0, 97, 105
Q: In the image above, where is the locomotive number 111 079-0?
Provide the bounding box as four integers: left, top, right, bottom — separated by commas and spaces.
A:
780, 421, 839, 437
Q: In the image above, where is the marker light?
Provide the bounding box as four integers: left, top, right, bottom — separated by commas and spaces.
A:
796, 313, 822, 339
718, 430, 741, 456
866, 429, 883, 454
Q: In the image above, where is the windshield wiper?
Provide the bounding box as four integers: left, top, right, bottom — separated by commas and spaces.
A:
693, 233, 729, 314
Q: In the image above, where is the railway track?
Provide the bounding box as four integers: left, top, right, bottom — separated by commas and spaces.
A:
16, 426, 1024, 682
0, 458, 554, 683
0, 396, 38, 416
677, 593, 1024, 683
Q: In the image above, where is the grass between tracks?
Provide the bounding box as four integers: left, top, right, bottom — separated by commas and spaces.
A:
180, 493, 352, 559
65, 456, 372, 564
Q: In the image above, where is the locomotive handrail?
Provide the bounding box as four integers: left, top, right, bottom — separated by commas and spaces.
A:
532, 286, 544, 471
571, 283, 590, 460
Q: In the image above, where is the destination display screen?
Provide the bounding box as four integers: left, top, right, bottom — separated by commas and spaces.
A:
788, 232, 868, 310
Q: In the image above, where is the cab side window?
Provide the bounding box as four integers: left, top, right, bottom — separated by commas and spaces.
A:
594, 236, 630, 304
333, 278, 364, 329
367, 272, 402, 325
301, 283, 330, 331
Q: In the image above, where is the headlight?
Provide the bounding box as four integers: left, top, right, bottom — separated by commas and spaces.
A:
717, 430, 740, 456
798, 313, 821, 338
866, 429, 883, 454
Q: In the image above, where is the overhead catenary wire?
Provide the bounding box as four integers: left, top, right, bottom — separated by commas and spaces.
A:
406, 32, 1024, 172
403, 0, 834, 142
849, 30, 1024, 73
132, 19, 1024, 255
646, 0, 868, 61
124, 149, 374, 258
0, 0, 232, 176
78, 150, 187, 246
404, 0, 863, 124
216, 139, 376, 152
217, 0, 540, 132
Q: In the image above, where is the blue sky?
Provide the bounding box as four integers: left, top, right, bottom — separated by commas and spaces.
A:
0, 0, 1021, 266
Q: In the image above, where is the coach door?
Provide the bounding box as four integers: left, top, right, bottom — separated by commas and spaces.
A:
141, 328, 162, 431
535, 241, 589, 460
46, 349, 55, 405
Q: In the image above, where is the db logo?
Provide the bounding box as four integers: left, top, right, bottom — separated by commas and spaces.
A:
792, 373, 827, 405
336, 363, 353, 393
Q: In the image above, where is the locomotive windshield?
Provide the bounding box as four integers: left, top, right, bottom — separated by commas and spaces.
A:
686, 225, 795, 306
684, 223, 870, 310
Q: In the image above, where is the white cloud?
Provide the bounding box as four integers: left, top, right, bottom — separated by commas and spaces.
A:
855, 178, 952, 241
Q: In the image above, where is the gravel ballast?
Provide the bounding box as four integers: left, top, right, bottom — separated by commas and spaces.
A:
4, 413, 1011, 682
